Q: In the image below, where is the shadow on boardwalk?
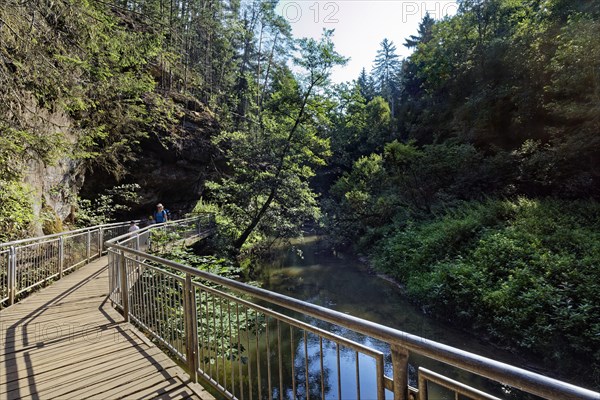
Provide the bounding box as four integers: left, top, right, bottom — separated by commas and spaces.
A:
0, 257, 214, 400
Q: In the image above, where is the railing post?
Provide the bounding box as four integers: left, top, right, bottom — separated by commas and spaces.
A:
86, 230, 91, 263
99, 228, 104, 256
134, 234, 141, 263
119, 250, 129, 322
391, 344, 409, 400
8, 246, 16, 305
184, 273, 198, 382
58, 236, 64, 279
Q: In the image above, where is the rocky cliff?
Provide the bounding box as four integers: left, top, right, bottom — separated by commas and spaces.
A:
79, 93, 219, 221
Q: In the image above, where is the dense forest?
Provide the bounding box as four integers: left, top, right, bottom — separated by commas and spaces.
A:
0, 0, 598, 390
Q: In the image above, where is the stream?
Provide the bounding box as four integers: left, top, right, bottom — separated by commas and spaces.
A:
248, 235, 543, 400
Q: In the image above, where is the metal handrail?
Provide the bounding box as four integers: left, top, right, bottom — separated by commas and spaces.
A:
106, 219, 600, 400
0, 219, 133, 306
0, 220, 131, 248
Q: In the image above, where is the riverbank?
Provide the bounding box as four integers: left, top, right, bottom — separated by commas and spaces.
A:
352, 198, 600, 391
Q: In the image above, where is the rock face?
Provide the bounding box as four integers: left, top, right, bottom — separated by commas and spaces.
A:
20, 103, 84, 236
23, 158, 83, 234
16, 92, 218, 235
80, 94, 220, 221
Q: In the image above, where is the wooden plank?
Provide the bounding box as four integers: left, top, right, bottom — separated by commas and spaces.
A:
0, 256, 212, 400
56, 364, 182, 399
0, 321, 138, 356
30, 358, 179, 398
0, 331, 165, 385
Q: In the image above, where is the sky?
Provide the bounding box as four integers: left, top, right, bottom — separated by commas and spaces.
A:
275, 1, 459, 83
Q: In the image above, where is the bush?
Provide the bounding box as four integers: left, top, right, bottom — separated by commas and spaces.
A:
372, 198, 600, 386
0, 181, 35, 242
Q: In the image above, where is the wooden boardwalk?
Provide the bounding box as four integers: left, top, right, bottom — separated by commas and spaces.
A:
0, 257, 214, 400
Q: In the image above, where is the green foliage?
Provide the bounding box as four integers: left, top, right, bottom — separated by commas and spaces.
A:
156, 245, 244, 282
207, 31, 346, 251
0, 181, 35, 242
326, 141, 499, 247
76, 184, 140, 226
374, 198, 600, 384
328, 87, 393, 169
0, 125, 68, 181
147, 242, 264, 363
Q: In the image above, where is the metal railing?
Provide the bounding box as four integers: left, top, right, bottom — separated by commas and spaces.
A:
106, 217, 600, 400
0, 220, 133, 307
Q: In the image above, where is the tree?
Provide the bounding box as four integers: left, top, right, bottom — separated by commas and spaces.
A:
404, 13, 435, 48
356, 68, 376, 102
372, 39, 402, 115
208, 30, 347, 250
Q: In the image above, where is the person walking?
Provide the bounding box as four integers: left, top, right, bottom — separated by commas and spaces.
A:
128, 220, 140, 232
154, 203, 168, 223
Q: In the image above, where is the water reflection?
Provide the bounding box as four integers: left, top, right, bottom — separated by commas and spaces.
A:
243, 236, 542, 400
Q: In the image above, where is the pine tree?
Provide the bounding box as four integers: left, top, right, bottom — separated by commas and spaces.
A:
404, 13, 435, 48
372, 38, 402, 115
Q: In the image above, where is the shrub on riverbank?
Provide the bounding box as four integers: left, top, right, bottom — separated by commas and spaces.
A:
373, 198, 600, 387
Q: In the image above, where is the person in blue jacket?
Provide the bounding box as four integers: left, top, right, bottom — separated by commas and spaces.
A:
154, 203, 168, 223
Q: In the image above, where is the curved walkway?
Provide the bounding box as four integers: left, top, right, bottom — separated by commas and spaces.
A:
0, 257, 214, 400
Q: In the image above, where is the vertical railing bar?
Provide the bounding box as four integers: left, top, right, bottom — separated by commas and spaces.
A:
228, 300, 234, 396
304, 330, 309, 400
266, 317, 272, 400
212, 293, 218, 382
136, 260, 143, 326
277, 320, 283, 400
202, 288, 208, 372
31, 246, 35, 290
86, 230, 91, 263
145, 257, 150, 329
391, 344, 409, 400
128, 257, 134, 320
183, 273, 191, 365
157, 270, 166, 350
220, 297, 226, 390
99, 228, 104, 256
198, 288, 205, 374
119, 251, 129, 321
8, 246, 15, 305
152, 266, 163, 338
170, 275, 176, 353
64, 237, 69, 274
145, 262, 150, 332
162, 272, 168, 348
166, 273, 172, 350
179, 277, 185, 356
131, 260, 137, 322
237, 303, 244, 400
356, 351, 361, 400
141, 261, 146, 324
291, 327, 296, 400
320, 337, 325, 400
247, 307, 253, 400
376, 354, 385, 400
55, 239, 59, 278
137, 259, 143, 328
180, 277, 186, 356
184, 273, 199, 382
418, 371, 426, 400
337, 343, 342, 400
256, 309, 262, 400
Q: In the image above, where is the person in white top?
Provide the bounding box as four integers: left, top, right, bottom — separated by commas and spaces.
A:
128, 221, 140, 232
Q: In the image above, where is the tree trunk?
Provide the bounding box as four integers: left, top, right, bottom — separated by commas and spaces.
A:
232, 81, 317, 250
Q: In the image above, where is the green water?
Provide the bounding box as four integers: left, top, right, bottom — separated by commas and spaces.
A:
249, 236, 543, 400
